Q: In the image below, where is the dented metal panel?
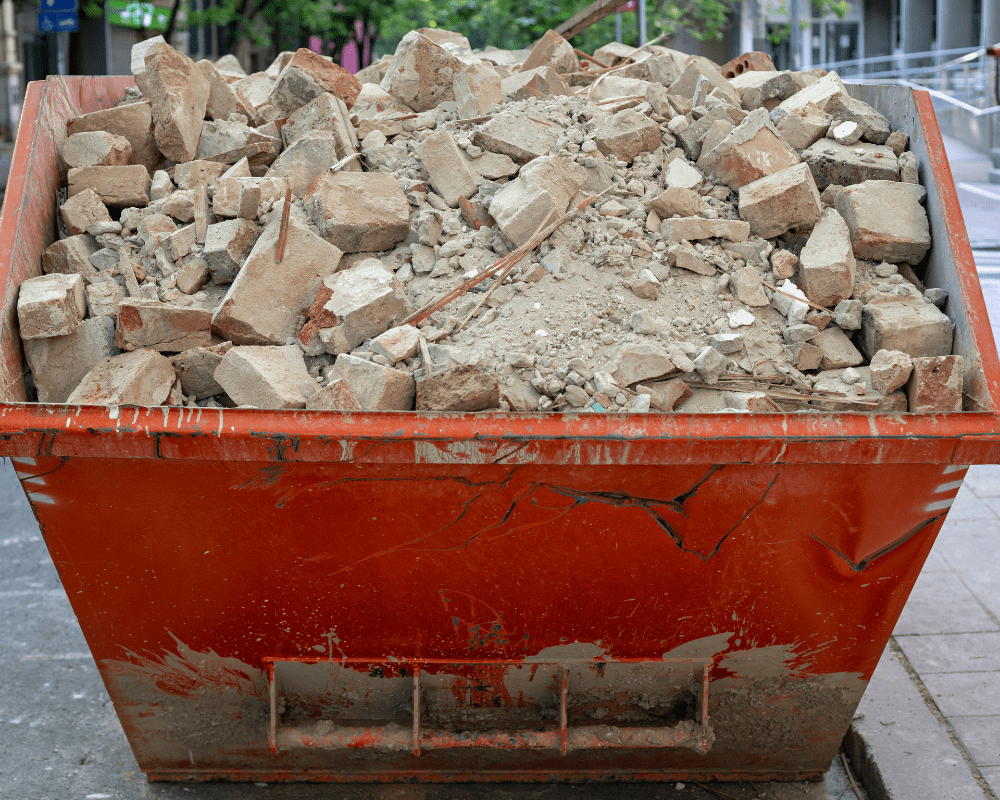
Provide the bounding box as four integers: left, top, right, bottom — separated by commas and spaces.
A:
0, 78, 998, 783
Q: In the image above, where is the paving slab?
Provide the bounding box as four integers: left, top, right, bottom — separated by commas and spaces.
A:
845, 647, 990, 800
894, 601, 1000, 636
895, 632, 1000, 673
950, 716, 1000, 768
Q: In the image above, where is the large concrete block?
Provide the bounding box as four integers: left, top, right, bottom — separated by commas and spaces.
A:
24, 316, 118, 403
797, 207, 857, 307
215, 344, 314, 408
737, 162, 822, 239
834, 180, 931, 265
304, 171, 411, 253
212, 204, 343, 345
699, 108, 801, 189
859, 296, 954, 359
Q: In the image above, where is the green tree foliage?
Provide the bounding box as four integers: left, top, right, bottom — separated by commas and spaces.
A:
84, 0, 741, 66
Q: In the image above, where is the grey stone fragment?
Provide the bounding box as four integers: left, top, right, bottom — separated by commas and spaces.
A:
693, 345, 728, 383
801, 140, 899, 190
833, 298, 862, 330
24, 316, 119, 403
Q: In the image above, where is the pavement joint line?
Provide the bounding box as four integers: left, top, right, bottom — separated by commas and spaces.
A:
888, 638, 1000, 800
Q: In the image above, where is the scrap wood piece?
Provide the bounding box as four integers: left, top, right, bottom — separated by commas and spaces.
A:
405, 183, 619, 328
275, 185, 292, 263
555, 0, 631, 39
573, 48, 609, 68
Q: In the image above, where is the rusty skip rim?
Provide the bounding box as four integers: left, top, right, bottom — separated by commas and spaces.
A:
0, 80, 998, 464
1, 403, 999, 465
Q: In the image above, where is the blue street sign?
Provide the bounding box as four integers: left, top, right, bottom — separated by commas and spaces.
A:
38, 10, 78, 31
41, 0, 76, 11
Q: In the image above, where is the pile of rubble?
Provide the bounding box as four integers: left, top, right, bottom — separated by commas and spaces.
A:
17, 29, 964, 413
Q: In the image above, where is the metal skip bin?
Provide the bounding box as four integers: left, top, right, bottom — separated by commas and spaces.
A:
1, 76, 999, 783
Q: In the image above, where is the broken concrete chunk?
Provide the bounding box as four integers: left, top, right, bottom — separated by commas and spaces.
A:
115, 298, 213, 352
212, 204, 343, 345
175, 255, 211, 295
231, 72, 274, 110
472, 107, 561, 164
136, 39, 210, 163
868, 349, 913, 394
196, 119, 281, 166
168, 341, 232, 398
41, 235, 100, 277
631, 269, 661, 300
907, 355, 963, 412
454, 61, 503, 119
305, 378, 361, 410
693, 345, 729, 383
859, 295, 954, 359
737, 162, 821, 239
775, 102, 831, 152
62, 131, 131, 169
197, 59, 253, 122
825, 93, 890, 145
305, 171, 411, 252
834, 180, 931, 265
520, 29, 578, 74
282, 92, 359, 171
60, 189, 113, 236
661, 217, 751, 243
320, 260, 413, 351
779, 71, 849, 115
380, 31, 463, 112
174, 159, 228, 190
611, 341, 676, 386
801, 140, 899, 190
270, 48, 362, 116
489, 155, 588, 247
17, 273, 87, 339
23, 316, 118, 403
885, 130, 908, 157
812, 326, 863, 370
649, 186, 709, 218
730, 268, 770, 306
669, 57, 741, 107
797, 207, 857, 307
67, 349, 176, 406
772, 279, 809, 325
67, 165, 150, 208
501, 66, 572, 102
416, 364, 499, 411
266, 131, 339, 197
730, 70, 797, 111
371, 324, 421, 362
663, 160, 705, 192
66, 101, 160, 172
85, 280, 127, 318
213, 176, 288, 218
417, 131, 479, 208
312, 354, 415, 411
899, 152, 919, 184
699, 108, 801, 189
204, 218, 259, 283
215, 344, 313, 409
164, 224, 198, 261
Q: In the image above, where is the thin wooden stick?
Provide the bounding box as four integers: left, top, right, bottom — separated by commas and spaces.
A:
404, 184, 618, 327
456, 208, 558, 332
694, 784, 740, 800
739, 265, 829, 313
840, 751, 865, 800
595, 94, 646, 104
573, 48, 609, 68
275, 186, 292, 263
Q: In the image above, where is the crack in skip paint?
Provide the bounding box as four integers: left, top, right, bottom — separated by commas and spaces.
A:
299, 466, 780, 574
808, 513, 946, 571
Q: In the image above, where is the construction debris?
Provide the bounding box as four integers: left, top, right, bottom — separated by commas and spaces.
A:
16, 34, 963, 414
